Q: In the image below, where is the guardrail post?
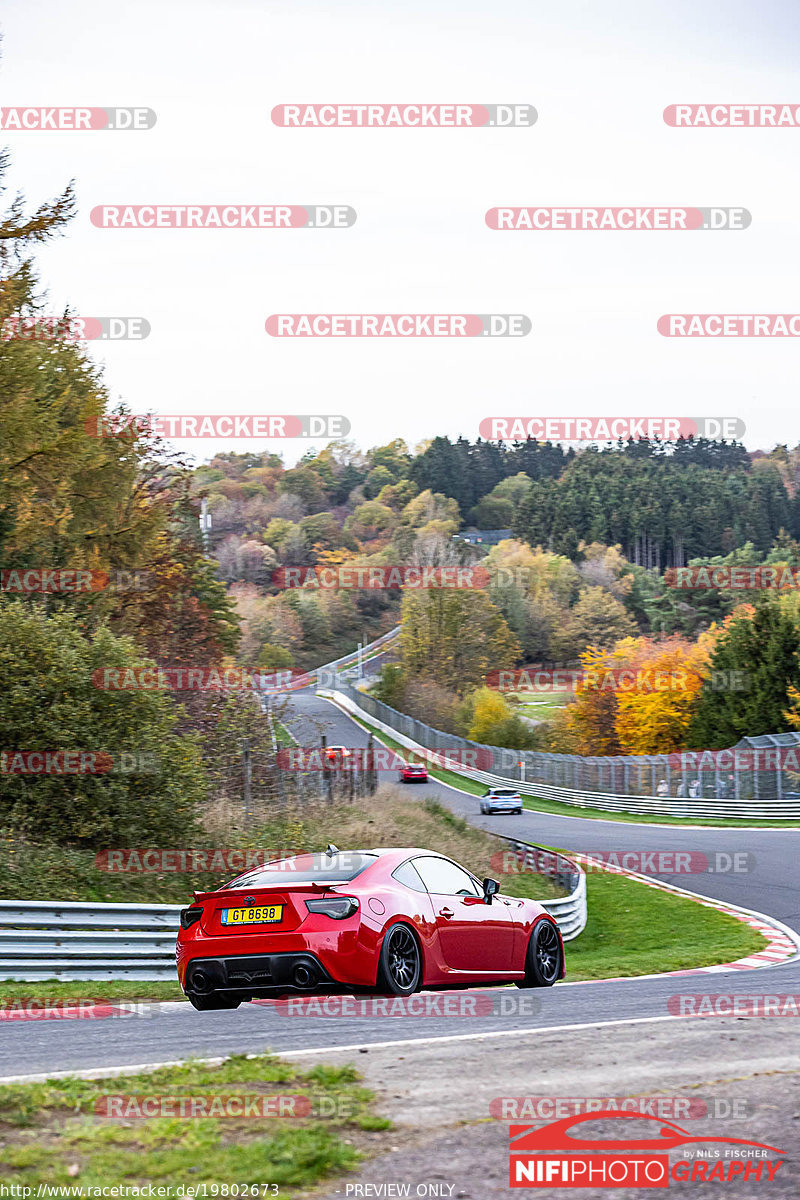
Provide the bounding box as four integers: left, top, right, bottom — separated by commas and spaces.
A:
242, 739, 252, 824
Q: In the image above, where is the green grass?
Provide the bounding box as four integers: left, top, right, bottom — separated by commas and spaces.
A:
0, 1053, 390, 1193
0, 980, 185, 1002
274, 720, 296, 748
0, 837, 266, 905
510, 688, 573, 721
338, 701, 800, 828
559, 869, 767, 980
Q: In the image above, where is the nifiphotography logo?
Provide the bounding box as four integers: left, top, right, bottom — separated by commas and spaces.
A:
508, 1111, 785, 1187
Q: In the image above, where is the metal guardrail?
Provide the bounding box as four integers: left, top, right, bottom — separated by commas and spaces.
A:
503, 841, 587, 942
309, 627, 400, 684
0, 839, 585, 980
0, 900, 181, 981
322, 686, 800, 820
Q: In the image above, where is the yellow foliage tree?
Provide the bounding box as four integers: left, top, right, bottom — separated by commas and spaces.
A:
467, 687, 512, 743
614, 633, 714, 755
566, 631, 719, 756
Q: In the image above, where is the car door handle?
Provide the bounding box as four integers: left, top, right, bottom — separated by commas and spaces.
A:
438, 907, 454, 918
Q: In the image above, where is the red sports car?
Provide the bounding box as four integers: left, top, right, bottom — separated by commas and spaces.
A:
176, 846, 564, 1010
400, 762, 429, 783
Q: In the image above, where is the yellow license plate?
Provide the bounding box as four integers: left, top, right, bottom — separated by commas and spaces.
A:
222, 905, 283, 925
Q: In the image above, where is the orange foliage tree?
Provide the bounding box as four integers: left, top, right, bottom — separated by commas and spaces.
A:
567, 632, 719, 756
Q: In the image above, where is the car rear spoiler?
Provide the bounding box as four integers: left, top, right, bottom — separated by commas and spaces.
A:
191, 880, 344, 902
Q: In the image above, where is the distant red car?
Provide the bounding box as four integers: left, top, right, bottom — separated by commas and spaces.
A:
176, 847, 564, 1010
400, 762, 428, 783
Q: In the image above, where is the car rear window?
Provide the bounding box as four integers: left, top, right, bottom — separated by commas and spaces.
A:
491, 789, 518, 796
222, 852, 377, 890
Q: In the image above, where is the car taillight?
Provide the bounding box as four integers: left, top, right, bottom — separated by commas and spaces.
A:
180, 906, 203, 930
305, 896, 359, 920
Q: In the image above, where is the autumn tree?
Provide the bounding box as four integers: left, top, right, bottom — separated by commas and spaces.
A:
614, 633, 713, 754
0, 602, 206, 846
400, 588, 519, 693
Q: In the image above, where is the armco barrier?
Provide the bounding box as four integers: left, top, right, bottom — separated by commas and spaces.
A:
320, 686, 800, 820
0, 839, 584, 979
307, 626, 400, 685
506, 841, 587, 942
0, 900, 181, 981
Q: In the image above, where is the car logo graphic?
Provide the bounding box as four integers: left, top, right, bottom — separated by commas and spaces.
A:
244, 896, 256, 905
510, 1111, 784, 1154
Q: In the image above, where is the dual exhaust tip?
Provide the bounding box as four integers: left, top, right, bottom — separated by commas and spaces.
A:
191, 963, 318, 994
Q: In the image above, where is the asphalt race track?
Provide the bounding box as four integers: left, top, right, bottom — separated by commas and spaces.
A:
1, 688, 799, 1083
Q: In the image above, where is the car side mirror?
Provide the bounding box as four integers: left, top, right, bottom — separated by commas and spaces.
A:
483, 877, 500, 903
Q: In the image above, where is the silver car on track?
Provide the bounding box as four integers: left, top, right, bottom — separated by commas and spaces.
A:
480, 787, 523, 815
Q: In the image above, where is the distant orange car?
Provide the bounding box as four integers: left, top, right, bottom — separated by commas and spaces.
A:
323, 745, 352, 764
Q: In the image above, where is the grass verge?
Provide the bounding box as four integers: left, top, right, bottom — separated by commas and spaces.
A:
0, 1052, 390, 1193
558, 869, 767, 980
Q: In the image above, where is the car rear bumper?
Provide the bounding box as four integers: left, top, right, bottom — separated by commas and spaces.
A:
183, 951, 338, 998
177, 920, 381, 993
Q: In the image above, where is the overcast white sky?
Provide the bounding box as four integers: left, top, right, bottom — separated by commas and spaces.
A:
2, 0, 800, 466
